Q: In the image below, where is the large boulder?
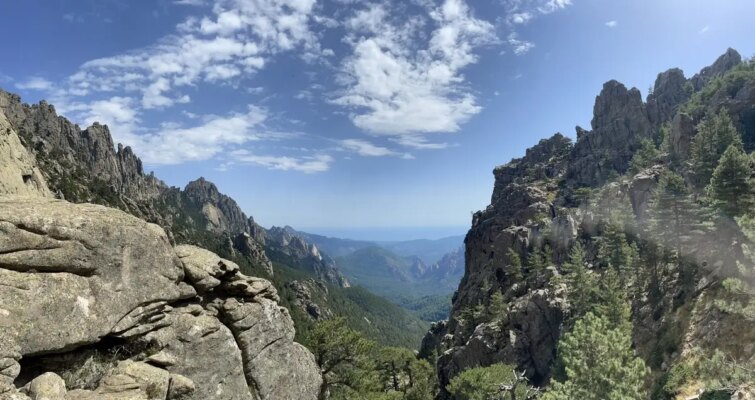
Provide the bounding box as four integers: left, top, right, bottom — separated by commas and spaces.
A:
629, 165, 663, 220
144, 306, 251, 400
221, 298, 323, 400
0, 197, 183, 360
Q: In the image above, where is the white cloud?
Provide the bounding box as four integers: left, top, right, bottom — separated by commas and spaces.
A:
339, 139, 414, 158
63, 13, 84, 23
65, 100, 269, 166
247, 86, 265, 94
16, 77, 54, 91
699, 25, 710, 34
390, 135, 449, 150
333, 0, 496, 143
605, 20, 617, 28
537, 0, 571, 13
499, 0, 572, 53
509, 12, 532, 24
130, 106, 268, 165
230, 150, 333, 173
295, 90, 314, 101
507, 33, 534, 55
63, 0, 320, 110
174, 0, 207, 5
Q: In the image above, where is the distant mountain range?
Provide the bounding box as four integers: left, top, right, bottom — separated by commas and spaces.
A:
283, 226, 466, 321
284, 226, 464, 264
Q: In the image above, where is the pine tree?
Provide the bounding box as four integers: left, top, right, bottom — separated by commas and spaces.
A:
542, 313, 648, 400
486, 290, 508, 323
690, 110, 743, 188
594, 268, 632, 333
505, 248, 524, 282
447, 363, 539, 400
706, 144, 755, 217
597, 222, 633, 278
528, 246, 548, 282
649, 169, 710, 259
629, 138, 661, 174
305, 318, 376, 399
561, 242, 596, 319
374, 347, 436, 399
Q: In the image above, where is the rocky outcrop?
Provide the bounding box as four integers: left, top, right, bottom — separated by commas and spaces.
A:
0, 194, 322, 399
437, 290, 565, 388
646, 68, 690, 127
567, 80, 653, 186
0, 112, 51, 198
420, 247, 465, 287
0, 90, 165, 211
424, 133, 572, 397
0, 197, 184, 358
426, 48, 755, 397
628, 165, 663, 221
690, 48, 742, 90
233, 233, 274, 276
286, 280, 333, 320
265, 227, 350, 287
668, 112, 695, 164
183, 178, 252, 235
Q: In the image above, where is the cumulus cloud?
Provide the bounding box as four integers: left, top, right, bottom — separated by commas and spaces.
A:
36, 0, 334, 171
333, 0, 496, 143
390, 135, 449, 150
340, 139, 414, 158
60, 99, 270, 166
16, 77, 54, 91
605, 20, 617, 28
62, 0, 320, 110
507, 33, 534, 55
230, 150, 333, 173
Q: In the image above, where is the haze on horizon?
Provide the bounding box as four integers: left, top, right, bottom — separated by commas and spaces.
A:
1, 0, 753, 233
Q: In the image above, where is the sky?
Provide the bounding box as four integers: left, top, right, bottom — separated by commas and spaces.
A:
1, 0, 753, 239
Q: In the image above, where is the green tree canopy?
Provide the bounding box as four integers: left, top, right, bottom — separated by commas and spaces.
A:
543, 313, 648, 400
447, 363, 539, 400
690, 110, 743, 188
706, 144, 755, 217
305, 317, 376, 399
560, 242, 596, 319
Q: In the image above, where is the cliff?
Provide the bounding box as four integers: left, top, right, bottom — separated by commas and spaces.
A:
423, 48, 755, 397
0, 118, 323, 399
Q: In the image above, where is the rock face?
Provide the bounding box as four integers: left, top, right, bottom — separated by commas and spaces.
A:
0, 193, 322, 398
690, 47, 742, 90
0, 112, 52, 198
628, 165, 663, 221
0, 90, 164, 209
183, 178, 252, 235
425, 133, 572, 396
286, 280, 334, 321
0, 197, 184, 358
265, 227, 350, 287
567, 80, 652, 186
426, 49, 755, 397
646, 68, 690, 127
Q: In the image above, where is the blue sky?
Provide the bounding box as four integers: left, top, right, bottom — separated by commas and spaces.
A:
1, 0, 753, 239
